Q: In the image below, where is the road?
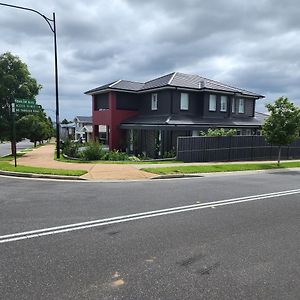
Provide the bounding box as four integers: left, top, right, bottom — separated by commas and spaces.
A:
0, 171, 299, 299
0, 139, 33, 157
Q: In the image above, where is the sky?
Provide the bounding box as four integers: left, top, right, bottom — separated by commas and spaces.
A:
0, 0, 300, 121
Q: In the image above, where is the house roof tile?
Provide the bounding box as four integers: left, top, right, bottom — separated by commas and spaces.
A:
85, 72, 264, 98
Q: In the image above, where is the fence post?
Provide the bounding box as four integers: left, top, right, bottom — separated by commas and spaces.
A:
176, 136, 179, 161
228, 136, 232, 161
251, 135, 254, 161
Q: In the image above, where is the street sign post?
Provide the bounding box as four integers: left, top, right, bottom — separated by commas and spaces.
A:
11, 102, 17, 167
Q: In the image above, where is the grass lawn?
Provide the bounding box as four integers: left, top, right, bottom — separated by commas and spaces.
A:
142, 161, 300, 175
0, 152, 29, 161
0, 161, 87, 176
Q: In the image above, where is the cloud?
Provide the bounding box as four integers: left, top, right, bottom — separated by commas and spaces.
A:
0, 0, 299, 120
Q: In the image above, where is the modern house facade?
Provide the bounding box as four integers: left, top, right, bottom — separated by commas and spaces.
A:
85, 72, 265, 157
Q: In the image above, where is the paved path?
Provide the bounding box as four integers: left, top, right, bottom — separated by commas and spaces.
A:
16, 144, 155, 180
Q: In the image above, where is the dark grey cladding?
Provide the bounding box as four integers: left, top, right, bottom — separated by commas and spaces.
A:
85, 72, 264, 98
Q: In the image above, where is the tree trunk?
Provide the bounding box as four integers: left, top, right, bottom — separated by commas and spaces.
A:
34, 141, 37, 148
277, 146, 282, 166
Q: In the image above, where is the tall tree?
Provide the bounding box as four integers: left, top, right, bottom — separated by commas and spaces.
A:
262, 96, 300, 165
0, 52, 41, 151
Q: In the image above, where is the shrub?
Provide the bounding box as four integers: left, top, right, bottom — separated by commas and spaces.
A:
137, 153, 151, 160
104, 150, 129, 161
62, 140, 80, 158
128, 155, 140, 162
163, 150, 176, 158
200, 128, 237, 137
81, 141, 105, 160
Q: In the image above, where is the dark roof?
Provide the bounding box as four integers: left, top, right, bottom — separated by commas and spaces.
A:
110, 80, 144, 91
120, 112, 267, 129
85, 72, 264, 98
75, 116, 92, 123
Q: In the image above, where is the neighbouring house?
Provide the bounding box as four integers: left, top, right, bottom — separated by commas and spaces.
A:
74, 116, 93, 142
85, 72, 265, 158
60, 122, 75, 140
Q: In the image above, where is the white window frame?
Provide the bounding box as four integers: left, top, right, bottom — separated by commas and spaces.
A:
209, 94, 217, 111
180, 93, 189, 110
238, 98, 245, 113
151, 93, 158, 110
232, 98, 235, 113
220, 96, 227, 112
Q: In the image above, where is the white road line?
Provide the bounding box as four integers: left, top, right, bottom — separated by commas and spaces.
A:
0, 188, 299, 244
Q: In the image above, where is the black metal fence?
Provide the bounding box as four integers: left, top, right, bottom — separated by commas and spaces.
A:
177, 136, 300, 162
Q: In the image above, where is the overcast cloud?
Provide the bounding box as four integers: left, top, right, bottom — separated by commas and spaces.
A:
1, 0, 300, 120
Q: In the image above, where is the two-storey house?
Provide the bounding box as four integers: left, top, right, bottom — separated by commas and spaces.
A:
74, 116, 93, 142
85, 72, 265, 157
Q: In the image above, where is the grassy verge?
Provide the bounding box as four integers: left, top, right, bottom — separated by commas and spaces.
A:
0, 161, 87, 176
142, 161, 300, 175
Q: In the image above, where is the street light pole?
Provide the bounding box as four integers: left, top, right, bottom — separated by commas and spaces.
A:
0, 2, 61, 158
53, 12, 60, 159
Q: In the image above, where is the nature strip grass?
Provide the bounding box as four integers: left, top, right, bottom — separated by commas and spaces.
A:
0, 161, 87, 176
142, 161, 300, 175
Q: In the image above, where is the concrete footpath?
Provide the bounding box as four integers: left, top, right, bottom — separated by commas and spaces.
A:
16, 145, 155, 180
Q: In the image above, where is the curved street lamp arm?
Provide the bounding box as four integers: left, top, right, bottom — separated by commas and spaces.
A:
0, 2, 54, 32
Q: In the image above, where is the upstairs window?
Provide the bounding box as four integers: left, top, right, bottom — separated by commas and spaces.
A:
220, 96, 227, 112
180, 93, 189, 110
151, 93, 158, 110
232, 98, 235, 113
209, 94, 216, 111
238, 98, 245, 113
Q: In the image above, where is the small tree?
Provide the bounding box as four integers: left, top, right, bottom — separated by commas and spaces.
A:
18, 111, 54, 147
262, 96, 300, 165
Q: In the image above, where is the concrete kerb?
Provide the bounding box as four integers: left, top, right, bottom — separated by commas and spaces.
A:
0, 170, 87, 181
1, 167, 300, 182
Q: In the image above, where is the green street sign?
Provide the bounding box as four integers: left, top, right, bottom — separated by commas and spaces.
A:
15, 103, 41, 109
16, 108, 41, 113
15, 98, 36, 105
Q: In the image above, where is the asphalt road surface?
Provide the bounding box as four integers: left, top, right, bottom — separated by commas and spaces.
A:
0, 171, 299, 299
0, 139, 33, 157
